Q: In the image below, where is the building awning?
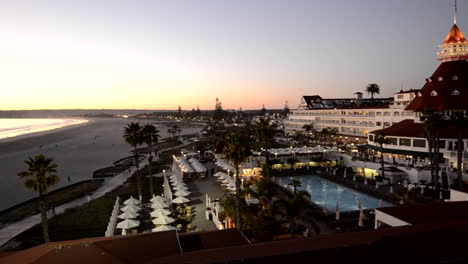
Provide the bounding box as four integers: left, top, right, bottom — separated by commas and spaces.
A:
362, 144, 441, 159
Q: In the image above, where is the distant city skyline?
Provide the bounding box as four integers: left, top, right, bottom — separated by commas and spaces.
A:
0, 0, 464, 110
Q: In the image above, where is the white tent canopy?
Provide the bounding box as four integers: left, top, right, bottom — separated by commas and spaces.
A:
116, 219, 140, 229
121, 204, 141, 213
152, 225, 176, 232
150, 208, 171, 218
172, 196, 190, 204
174, 189, 191, 197
173, 185, 189, 191
150, 195, 167, 203
118, 211, 139, 220
123, 196, 141, 206
151, 201, 168, 209
152, 215, 176, 225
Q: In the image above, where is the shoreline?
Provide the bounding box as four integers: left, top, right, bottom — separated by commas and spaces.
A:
0, 118, 91, 144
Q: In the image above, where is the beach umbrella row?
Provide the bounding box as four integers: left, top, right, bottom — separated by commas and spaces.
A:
188, 158, 207, 173
214, 159, 235, 172
174, 156, 195, 173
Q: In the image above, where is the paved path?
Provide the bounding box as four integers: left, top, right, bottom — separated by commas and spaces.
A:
0, 140, 194, 247
186, 163, 225, 231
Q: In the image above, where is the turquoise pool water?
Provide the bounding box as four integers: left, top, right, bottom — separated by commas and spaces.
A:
274, 176, 392, 212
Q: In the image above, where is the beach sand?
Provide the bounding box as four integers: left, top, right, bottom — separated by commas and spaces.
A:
0, 118, 203, 211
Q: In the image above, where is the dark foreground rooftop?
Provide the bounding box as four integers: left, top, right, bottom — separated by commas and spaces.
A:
4, 204, 468, 263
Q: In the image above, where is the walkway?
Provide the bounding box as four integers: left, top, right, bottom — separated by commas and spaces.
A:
186, 163, 225, 231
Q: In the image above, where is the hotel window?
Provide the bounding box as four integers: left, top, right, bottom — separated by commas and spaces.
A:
376, 112, 382, 116
413, 139, 426, 148
399, 138, 411, 146
438, 140, 446, 149
397, 95, 404, 99
368, 135, 374, 142
383, 122, 390, 127
376, 122, 382, 126
387, 137, 398, 145
384, 112, 390, 116
394, 112, 399, 116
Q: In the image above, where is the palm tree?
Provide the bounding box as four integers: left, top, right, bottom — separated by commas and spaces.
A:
255, 117, 277, 181
243, 179, 283, 209
302, 124, 315, 145
223, 132, 252, 228
272, 190, 320, 237
288, 179, 302, 194
374, 131, 388, 180
450, 112, 468, 187
366, 83, 380, 100
421, 111, 443, 187
18, 155, 59, 243
124, 122, 144, 199
142, 124, 160, 197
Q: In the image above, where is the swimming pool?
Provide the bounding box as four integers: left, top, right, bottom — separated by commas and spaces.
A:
274, 175, 393, 212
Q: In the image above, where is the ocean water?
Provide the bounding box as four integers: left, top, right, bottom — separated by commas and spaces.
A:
274, 175, 393, 212
0, 118, 88, 140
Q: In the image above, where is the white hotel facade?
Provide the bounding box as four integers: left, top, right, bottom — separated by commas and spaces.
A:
284, 90, 418, 138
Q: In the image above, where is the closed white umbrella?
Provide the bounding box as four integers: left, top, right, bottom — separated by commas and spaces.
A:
152, 225, 176, 232
118, 210, 139, 219
174, 189, 191, 197
150, 208, 171, 218
116, 219, 140, 229
172, 196, 190, 204
150, 195, 167, 203
152, 215, 176, 225
173, 185, 188, 191
123, 196, 140, 206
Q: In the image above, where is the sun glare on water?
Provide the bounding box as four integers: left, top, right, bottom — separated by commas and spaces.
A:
0, 119, 88, 140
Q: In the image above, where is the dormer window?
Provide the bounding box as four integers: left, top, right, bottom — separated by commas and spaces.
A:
452, 90, 460, 96
453, 76, 458, 80
438, 76, 443, 81
431, 90, 438, 96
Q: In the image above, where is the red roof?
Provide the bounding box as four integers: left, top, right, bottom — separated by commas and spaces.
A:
377, 201, 468, 225
442, 24, 468, 45
370, 119, 468, 139
405, 60, 468, 111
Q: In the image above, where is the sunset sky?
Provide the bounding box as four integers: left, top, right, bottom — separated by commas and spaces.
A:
0, 0, 464, 110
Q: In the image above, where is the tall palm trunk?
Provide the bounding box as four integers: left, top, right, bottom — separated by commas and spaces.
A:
434, 135, 441, 189
40, 198, 50, 242
428, 136, 435, 184
457, 135, 463, 187
264, 143, 271, 181
234, 163, 241, 229
148, 154, 154, 197
380, 143, 385, 179
134, 146, 141, 199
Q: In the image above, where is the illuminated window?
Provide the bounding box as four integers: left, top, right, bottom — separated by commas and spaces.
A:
452, 90, 460, 96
